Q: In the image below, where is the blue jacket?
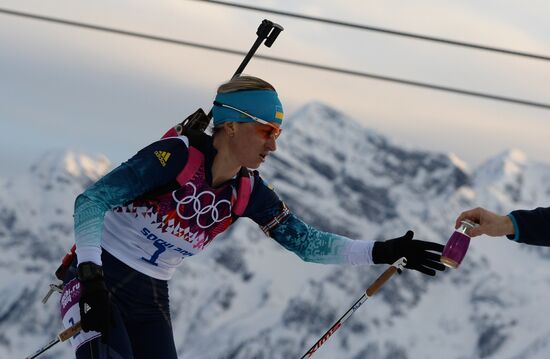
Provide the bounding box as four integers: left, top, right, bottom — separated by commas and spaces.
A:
508, 207, 550, 246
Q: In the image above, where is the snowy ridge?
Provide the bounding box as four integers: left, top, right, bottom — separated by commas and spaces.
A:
30, 149, 110, 189
1, 103, 549, 358
0, 150, 110, 357
474, 149, 550, 212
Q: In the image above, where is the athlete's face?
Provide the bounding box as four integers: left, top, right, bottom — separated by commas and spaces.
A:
232, 122, 278, 169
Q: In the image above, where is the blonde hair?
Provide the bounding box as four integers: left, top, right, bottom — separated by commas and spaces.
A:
217, 75, 275, 94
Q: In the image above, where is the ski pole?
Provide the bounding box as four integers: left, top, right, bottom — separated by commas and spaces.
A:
41, 245, 77, 304
182, 19, 284, 132
25, 321, 81, 359
300, 257, 407, 359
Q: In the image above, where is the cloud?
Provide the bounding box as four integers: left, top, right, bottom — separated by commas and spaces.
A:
1, 0, 548, 177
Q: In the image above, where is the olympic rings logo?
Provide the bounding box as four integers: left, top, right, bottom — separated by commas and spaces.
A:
172, 182, 232, 229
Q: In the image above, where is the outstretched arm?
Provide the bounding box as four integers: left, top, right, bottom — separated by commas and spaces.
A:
268, 212, 445, 276
268, 212, 374, 265
244, 176, 445, 275
455, 206, 550, 247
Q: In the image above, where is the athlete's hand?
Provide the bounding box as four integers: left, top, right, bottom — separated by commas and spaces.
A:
78, 263, 114, 343
372, 230, 446, 276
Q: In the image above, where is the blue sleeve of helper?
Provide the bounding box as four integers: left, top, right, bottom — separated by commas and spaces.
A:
74, 137, 188, 265
507, 207, 550, 246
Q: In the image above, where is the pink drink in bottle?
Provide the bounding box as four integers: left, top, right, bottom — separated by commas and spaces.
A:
441, 219, 476, 269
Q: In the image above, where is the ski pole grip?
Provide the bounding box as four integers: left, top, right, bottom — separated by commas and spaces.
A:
62, 245, 77, 266
366, 257, 406, 296
366, 266, 398, 296
55, 244, 77, 280
58, 321, 81, 342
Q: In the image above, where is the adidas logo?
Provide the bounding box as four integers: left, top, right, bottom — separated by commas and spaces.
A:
83, 303, 92, 314
154, 151, 171, 167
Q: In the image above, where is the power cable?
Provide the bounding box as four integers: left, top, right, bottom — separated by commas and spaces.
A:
254, 54, 550, 110
1, 7, 549, 110
0, 8, 249, 57
192, 0, 550, 63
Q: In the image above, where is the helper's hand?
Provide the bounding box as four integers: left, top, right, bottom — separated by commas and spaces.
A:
455, 207, 514, 237
78, 262, 114, 344
372, 230, 445, 276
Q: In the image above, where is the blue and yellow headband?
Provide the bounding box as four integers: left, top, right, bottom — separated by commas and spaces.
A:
212, 89, 284, 127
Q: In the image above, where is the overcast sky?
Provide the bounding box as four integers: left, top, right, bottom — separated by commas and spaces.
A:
1, 0, 549, 177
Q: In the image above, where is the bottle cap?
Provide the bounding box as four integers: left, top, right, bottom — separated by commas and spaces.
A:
458, 219, 477, 234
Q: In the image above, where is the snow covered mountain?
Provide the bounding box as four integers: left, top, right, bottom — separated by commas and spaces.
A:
1, 102, 549, 359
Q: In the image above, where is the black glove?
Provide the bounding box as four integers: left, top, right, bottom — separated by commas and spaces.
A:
77, 262, 114, 343
372, 230, 446, 276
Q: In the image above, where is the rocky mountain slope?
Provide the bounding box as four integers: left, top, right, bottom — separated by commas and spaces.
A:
1, 103, 549, 358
